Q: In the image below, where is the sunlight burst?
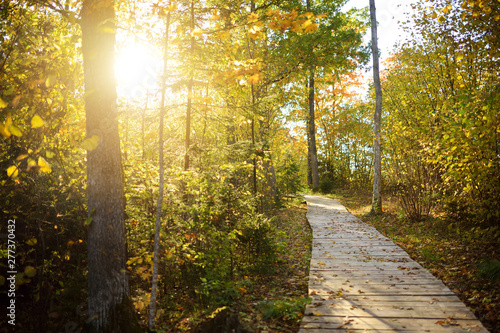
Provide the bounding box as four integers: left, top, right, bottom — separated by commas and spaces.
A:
115, 46, 161, 99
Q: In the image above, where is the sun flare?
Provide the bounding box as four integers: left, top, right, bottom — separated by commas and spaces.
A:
115, 45, 161, 99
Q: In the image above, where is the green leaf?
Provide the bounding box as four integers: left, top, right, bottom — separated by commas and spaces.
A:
84, 217, 93, 226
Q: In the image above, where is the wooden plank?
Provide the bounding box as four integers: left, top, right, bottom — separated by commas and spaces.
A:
300, 317, 488, 332
299, 195, 489, 333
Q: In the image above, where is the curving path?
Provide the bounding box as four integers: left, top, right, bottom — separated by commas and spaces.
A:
299, 195, 489, 332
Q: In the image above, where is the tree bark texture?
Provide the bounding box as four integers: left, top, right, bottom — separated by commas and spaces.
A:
370, 0, 383, 213
81, 1, 136, 331
308, 70, 319, 191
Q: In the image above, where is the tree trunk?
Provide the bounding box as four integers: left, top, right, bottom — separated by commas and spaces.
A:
308, 69, 319, 191
184, 0, 195, 170
369, 0, 383, 213
149, 5, 171, 330
80, 0, 139, 331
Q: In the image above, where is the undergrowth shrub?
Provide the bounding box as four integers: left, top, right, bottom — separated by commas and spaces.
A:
125, 162, 286, 322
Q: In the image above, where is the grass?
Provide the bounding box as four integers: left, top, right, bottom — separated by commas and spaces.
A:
327, 189, 500, 333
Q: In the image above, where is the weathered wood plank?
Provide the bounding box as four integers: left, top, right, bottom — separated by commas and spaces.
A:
299, 195, 489, 333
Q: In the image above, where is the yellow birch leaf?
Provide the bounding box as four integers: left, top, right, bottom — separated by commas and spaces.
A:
5, 114, 12, 128
0, 97, 7, 108
16, 154, 28, 161
7, 165, 18, 178
437, 15, 445, 23
38, 157, 51, 173
31, 115, 44, 128
9, 124, 22, 137
27, 158, 37, 171
0, 122, 11, 138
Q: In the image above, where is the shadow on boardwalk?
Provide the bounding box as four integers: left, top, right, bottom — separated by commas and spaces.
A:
299, 195, 489, 332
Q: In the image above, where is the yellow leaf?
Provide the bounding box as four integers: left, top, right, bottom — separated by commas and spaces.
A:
81, 135, 99, 151
432, 11, 437, 19
46, 151, 55, 159
31, 115, 44, 128
38, 156, 51, 173
27, 158, 37, 171
5, 114, 12, 128
305, 23, 319, 33
437, 15, 445, 23
166, 3, 177, 12
211, 9, 220, 20
7, 165, 18, 178
247, 12, 259, 23
248, 72, 262, 85
16, 154, 28, 161
303, 12, 314, 19
191, 28, 203, 37
0, 122, 11, 138
9, 124, 22, 137
0, 97, 7, 108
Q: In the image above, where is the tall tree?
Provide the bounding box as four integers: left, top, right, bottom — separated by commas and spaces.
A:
149, 3, 172, 329
307, 68, 319, 191
80, 0, 138, 331
369, 0, 382, 213
306, 0, 319, 192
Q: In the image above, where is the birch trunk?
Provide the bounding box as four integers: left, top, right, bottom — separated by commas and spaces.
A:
370, 0, 383, 213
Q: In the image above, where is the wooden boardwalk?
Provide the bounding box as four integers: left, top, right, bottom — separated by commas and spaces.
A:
299, 195, 489, 332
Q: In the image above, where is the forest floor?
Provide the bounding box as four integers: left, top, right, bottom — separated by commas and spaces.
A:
328, 190, 500, 333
